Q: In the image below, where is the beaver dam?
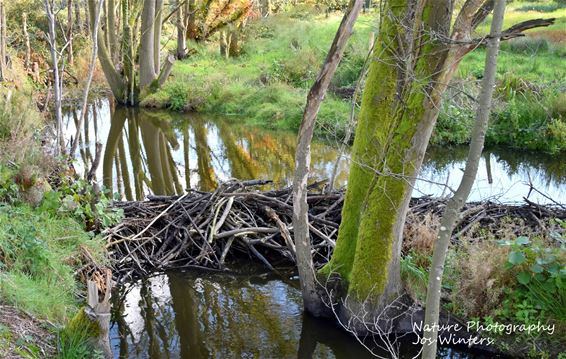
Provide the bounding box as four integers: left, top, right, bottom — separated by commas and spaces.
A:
102, 180, 566, 280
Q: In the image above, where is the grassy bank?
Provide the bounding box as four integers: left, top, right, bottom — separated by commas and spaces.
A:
0, 64, 116, 357
145, 2, 566, 153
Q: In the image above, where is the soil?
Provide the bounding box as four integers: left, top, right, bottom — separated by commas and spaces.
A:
0, 303, 57, 358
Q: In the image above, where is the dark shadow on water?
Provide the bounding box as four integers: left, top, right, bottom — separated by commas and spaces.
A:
110, 267, 493, 359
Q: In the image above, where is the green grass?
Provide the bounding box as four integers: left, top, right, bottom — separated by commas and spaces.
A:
146, 5, 566, 152
143, 12, 376, 139
0, 204, 105, 322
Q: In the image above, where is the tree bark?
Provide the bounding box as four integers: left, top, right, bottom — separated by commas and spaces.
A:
75, 0, 83, 32
153, 0, 163, 74
70, 0, 104, 159
421, 1, 506, 357
44, 0, 64, 155
67, 0, 74, 65
292, 0, 363, 317
140, 0, 157, 89
23, 13, 31, 71
0, 1, 6, 81
176, 0, 187, 59
88, 0, 126, 102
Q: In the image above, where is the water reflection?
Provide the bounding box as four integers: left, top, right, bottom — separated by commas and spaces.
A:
110, 270, 417, 359
63, 98, 565, 203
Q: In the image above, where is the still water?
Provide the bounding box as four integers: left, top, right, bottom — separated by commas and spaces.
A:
110, 267, 491, 359
65, 99, 561, 358
64, 98, 565, 204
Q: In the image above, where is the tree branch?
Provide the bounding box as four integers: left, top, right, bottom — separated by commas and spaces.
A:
474, 17, 555, 44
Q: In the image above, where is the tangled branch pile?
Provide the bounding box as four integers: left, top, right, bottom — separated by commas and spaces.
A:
104, 180, 341, 280
104, 180, 566, 280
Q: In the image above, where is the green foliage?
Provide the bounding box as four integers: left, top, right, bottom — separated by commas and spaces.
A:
400, 252, 430, 302
57, 309, 103, 359
39, 178, 123, 230
144, 13, 374, 138
0, 205, 105, 322
497, 236, 566, 324
516, 2, 566, 13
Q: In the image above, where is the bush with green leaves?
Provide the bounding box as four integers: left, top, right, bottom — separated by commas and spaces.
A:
497, 235, 566, 324
40, 177, 123, 231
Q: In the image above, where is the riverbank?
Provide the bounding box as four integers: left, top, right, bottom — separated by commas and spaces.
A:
0, 57, 116, 356
105, 181, 566, 358
143, 3, 566, 153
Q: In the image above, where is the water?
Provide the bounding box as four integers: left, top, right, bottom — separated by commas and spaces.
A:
63, 99, 562, 358
64, 98, 566, 204
110, 268, 492, 359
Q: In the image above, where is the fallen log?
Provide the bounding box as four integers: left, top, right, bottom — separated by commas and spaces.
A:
105, 180, 566, 281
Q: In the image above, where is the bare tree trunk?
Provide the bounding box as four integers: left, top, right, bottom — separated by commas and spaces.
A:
85, 0, 91, 35
140, 0, 157, 89
186, 0, 196, 40
23, 13, 31, 71
70, 0, 104, 159
67, 0, 74, 65
219, 30, 228, 59
121, 0, 135, 105
108, 0, 118, 63
421, 1, 506, 357
44, 0, 64, 155
153, 0, 163, 74
176, 0, 187, 59
292, 0, 363, 316
88, 0, 126, 102
0, 1, 6, 81
75, 0, 83, 32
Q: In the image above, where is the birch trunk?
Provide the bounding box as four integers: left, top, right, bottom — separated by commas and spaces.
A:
23, 13, 31, 71
421, 1, 506, 357
44, 0, 64, 155
67, 0, 74, 65
292, 0, 363, 316
70, 0, 104, 159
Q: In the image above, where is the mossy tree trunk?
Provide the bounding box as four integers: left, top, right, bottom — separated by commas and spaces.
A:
321, 0, 554, 325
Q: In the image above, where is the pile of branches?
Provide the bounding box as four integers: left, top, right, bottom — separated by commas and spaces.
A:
104, 180, 566, 280
104, 180, 342, 280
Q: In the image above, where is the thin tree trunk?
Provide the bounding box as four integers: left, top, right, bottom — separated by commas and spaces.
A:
44, 0, 64, 155
176, 0, 187, 59
292, 0, 363, 316
153, 0, 163, 74
67, 0, 74, 65
140, 0, 157, 89
75, 0, 83, 32
421, 1, 506, 357
88, 0, 126, 102
108, 0, 118, 63
219, 30, 228, 59
0, 1, 6, 81
23, 13, 31, 71
70, 0, 104, 159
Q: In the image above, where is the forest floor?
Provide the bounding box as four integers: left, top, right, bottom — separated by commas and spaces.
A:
0, 304, 57, 359
145, 1, 566, 153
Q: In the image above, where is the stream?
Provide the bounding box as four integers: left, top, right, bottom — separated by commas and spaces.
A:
64, 98, 564, 358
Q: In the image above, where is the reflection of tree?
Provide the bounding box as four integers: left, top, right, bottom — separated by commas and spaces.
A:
217, 121, 259, 180
103, 107, 183, 197
423, 145, 566, 186
168, 274, 209, 358
192, 120, 218, 191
